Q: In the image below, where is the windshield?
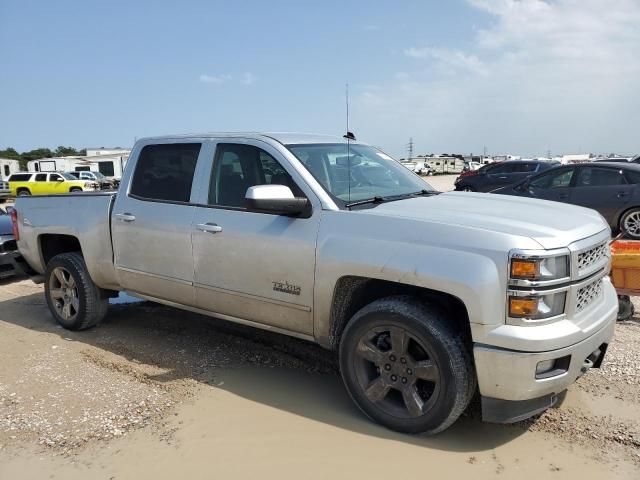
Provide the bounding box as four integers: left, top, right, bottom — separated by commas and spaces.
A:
93, 172, 106, 179
61, 173, 77, 180
287, 143, 435, 207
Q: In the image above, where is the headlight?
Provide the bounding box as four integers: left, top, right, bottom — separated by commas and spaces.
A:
510, 254, 569, 283
508, 291, 566, 324
507, 250, 570, 325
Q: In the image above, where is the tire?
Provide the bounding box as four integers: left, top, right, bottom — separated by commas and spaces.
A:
44, 252, 108, 330
17, 188, 31, 196
620, 208, 640, 240
70, 187, 83, 193
339, 296, 476, 434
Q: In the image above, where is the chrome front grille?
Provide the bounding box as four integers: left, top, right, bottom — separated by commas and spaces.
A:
577, 242, 608, 273
576, 278, 603, 312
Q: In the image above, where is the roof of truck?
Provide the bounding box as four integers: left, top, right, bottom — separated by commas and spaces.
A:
137, 132, 362, 146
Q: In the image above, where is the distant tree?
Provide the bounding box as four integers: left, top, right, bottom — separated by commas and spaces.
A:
54, 146, 82, 157
78, 148, 87, 156
0, 147, 21, 160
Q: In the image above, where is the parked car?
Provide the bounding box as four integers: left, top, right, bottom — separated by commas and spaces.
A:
0, 207, 21, 279
0, 179, 10, 203
7, 172, 100, 196
492, 162, 640, 239
64, 171, 117, 190
14, 132, 616, 435
454, 160, 559, 192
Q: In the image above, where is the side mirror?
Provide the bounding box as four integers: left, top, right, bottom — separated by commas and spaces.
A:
56, 178, 64, 182
245, 185, 310, 217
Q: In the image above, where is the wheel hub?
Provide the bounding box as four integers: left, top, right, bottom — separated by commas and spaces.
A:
49, 267, 79, 321
354, 326, 441, 418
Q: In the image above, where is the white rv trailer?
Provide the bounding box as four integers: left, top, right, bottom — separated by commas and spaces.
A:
27, 153, 129, 180
0, 158, 21, 180
424, 156, 465, 174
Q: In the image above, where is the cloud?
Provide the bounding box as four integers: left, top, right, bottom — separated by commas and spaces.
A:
199, 74, 232, 84
241, 72, 255, 85
199, 72, 256, 86
357, 0, 640, 156
404, 47, 488, 76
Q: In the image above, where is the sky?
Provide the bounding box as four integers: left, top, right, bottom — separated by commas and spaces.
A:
1, 0, 639, 158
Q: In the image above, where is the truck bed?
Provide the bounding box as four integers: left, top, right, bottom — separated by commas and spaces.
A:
15, 192, 121, 290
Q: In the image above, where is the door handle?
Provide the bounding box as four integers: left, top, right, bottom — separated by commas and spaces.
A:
115, 213, 136, 222
196, 223, 223, 234
617, 191, 629, 198
498, 176, 508, 179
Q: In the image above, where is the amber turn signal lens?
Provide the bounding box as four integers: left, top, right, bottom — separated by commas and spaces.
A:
509, 298, 539, 317
510, 259, 539, 279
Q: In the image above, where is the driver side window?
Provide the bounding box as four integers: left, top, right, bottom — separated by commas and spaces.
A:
529, 168, 574, 189
208, 144, 303, 208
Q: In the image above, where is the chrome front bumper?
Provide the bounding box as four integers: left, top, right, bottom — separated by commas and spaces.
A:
474, 307, 615, 403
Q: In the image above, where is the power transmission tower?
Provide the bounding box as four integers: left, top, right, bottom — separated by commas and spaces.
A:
407, 137, 414, 160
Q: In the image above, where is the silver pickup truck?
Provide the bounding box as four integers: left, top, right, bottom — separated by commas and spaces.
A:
13, 133, 617, 434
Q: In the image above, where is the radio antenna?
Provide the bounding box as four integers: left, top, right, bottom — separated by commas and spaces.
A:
346, 83, 351, 203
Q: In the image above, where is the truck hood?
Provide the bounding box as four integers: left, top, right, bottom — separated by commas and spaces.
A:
358, 192, 607, 250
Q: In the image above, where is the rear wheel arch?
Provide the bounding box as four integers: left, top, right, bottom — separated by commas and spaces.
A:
39, 234, 82, 267
17, 187, 31, 196
617, 206, 640, 237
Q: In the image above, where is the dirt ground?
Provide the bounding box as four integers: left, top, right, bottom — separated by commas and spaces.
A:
0, 277, 638, 479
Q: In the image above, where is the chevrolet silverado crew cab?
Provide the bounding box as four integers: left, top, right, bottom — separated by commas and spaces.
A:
13, 133, 617, 434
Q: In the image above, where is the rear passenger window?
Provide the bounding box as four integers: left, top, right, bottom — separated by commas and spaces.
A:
576, 167, 626, 187
8, 174, 32, 182
130, 143, 201, 202
35, 174, 47, 182
625, 170, 640, 184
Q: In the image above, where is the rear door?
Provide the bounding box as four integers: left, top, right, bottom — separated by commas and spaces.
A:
111, 141, 203, 305
526, 167, 575, 202
569, 166, 633, 222
32, 173, 48, 195
190, 140, 320, 335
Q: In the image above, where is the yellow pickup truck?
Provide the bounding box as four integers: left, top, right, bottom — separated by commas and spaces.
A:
7, 172, 99, 196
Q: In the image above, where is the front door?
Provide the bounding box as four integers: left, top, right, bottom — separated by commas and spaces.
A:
526, 166, 575, 202
48, 173, 70, 194
111, 142, 203, 305
191, 141, 320, 335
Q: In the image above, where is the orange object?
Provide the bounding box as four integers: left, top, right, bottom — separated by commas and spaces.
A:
511, 259, 539, 279
610, 240, 640, 292
509, 297, 539, 317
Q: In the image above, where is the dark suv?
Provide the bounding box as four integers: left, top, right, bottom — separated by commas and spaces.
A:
454, 160, 559, 192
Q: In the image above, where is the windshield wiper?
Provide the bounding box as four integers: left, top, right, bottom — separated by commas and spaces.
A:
411, 189, 439, 196
345, 196, 386, 208
346, 190, 439, 208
